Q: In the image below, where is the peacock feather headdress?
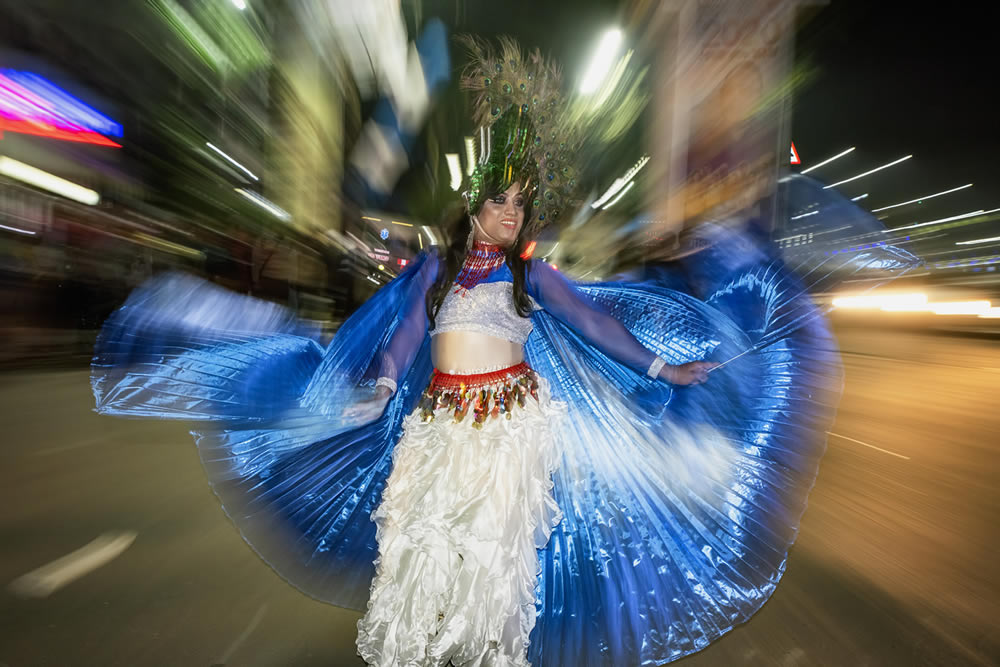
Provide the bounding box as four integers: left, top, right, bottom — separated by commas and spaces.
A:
457, 35, 580, 233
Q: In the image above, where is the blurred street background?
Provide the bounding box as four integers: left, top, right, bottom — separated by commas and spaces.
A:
2, 323, 997, 665
1, 0, 998, 665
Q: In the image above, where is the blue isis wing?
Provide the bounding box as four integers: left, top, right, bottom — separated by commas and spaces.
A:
92, 272, 323, 421
91, 258, 437, 610
525, 278, 841, 666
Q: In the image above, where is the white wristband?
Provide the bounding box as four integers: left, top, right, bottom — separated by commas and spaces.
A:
375, 376, 397, 394
646, 356, 667, 379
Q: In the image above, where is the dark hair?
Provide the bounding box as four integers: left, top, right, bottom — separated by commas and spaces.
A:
425, 185, 535, 329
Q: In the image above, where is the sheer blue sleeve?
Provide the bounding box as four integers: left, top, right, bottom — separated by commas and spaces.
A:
528, 260, 661, 377
374, 252, 441, 389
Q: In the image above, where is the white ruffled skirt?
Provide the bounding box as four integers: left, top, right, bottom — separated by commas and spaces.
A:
356, 378, 565, 667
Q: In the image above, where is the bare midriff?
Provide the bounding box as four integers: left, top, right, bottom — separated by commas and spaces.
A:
431, 331, 524, 374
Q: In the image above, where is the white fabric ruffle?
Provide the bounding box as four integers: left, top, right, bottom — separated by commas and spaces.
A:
357, 378, 565, 667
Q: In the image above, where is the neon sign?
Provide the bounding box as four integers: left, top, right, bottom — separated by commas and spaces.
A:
0, 70, 122, 148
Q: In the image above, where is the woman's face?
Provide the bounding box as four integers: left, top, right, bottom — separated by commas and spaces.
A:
473, 181, 525, 247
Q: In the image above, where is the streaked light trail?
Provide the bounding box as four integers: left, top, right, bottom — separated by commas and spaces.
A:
592, 155, 648, 208
956, 235, 1000, 246
0, 156, 100, 205
0, 222, 36, 235
1, 70, 122, 138
235, 188, 290, 221
602, 180, 634, 209
445, 153, 462, 191
832, 292, 998, 318
823, 155, 912, 190
207, 142, 259, 181
421, 225, 439, 245
888, 208, 999, 232
801, 147, 855, 174
871, 183, 973, 212
464, 137, 476, 176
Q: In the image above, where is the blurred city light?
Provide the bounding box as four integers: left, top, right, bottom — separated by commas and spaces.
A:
421, 226, 439, 245
889, 208, 993, 232
824, 155, 912, 189
832, 293, 928, 311
1, 69, 123, 148
592, 155, 648, 208
153, 0, 230, 70
464, 137, 476, 176
445, 153, 462, 191
0, 69, 123, 138
602, 181, 635, 210
956, 235, 1000, 246
580, 28, 623, 94
0, 223, 36, 236
234, 188, 290, 221
930, 301, 991, 316
801, 146, 855, 174
206, 142, 259, 181
832, 292, 998, 317
0, 156, 100, 205
871, 183, 973, 212
0, 118, 121, 147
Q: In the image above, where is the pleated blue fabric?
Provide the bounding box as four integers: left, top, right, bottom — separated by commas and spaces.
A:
525, 270, 842, 666
91, 212, 912, 664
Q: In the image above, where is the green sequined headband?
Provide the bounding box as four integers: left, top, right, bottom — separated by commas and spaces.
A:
458, 35, 580, 233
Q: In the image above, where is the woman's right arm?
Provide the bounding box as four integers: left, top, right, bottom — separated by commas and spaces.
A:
528, 260, 716, 385
373, 252, 441, 397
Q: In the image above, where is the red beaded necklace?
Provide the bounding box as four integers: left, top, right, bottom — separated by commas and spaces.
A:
455, 241, 506, 291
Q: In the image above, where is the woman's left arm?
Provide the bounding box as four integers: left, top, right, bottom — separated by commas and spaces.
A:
528, 261, 716, 385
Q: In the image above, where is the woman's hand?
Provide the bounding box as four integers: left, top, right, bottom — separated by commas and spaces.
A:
661, 361, 719, 386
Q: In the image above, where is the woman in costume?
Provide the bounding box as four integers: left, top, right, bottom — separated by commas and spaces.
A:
92, 39, 912, 666
354, 169, 715, 664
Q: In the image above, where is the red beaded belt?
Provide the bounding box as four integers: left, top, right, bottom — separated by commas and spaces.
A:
418, 362, 539, 427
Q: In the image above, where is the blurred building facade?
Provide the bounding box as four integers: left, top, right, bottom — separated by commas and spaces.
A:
0, 0, 358, 363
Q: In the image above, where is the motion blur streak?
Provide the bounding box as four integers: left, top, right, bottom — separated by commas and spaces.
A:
0, 1, 997, 665
0, 156, 100, 205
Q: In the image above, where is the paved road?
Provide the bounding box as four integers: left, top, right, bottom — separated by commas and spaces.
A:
1, 325, 997, 666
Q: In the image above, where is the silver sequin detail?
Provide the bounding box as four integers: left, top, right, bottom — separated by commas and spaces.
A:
429, 281, 536, 344
646, 355, 667, 379
375, 376, 397, 394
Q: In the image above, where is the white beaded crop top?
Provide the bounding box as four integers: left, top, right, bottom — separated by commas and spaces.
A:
373, 246, 668, 394
428, 279, 537, 344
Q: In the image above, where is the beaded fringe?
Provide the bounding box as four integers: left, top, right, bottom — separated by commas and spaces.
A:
418, 362, 540, 428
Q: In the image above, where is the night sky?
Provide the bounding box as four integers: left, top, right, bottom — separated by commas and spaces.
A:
434, 0, 998, 235
792, 1, 998, 227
